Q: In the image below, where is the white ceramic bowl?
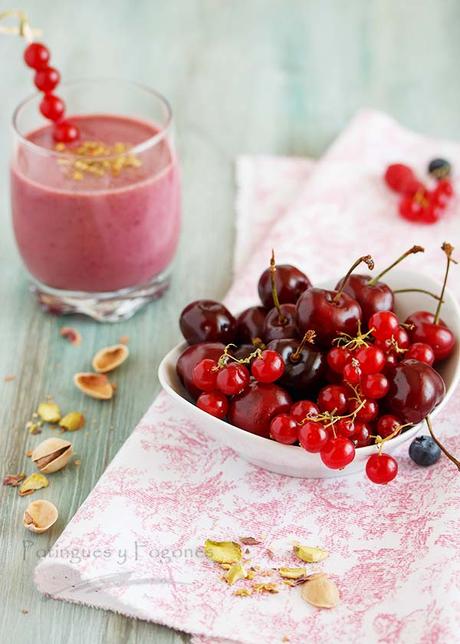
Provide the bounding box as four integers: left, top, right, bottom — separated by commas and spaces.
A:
159, 269, 460, 478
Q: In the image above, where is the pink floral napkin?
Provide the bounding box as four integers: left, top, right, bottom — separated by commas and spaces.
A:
35, 110, 460, 644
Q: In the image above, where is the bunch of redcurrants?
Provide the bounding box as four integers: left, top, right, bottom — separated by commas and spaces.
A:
385, 158, 454, 224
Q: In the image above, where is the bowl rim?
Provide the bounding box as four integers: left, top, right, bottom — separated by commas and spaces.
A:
158, 268, 460, 458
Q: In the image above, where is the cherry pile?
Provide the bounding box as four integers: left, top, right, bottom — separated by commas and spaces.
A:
385, 158, 454, 224
23, 41, 79, 143
176, 244, 458, 484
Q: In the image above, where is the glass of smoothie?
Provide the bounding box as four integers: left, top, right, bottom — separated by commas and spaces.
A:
10, 79, 181, 321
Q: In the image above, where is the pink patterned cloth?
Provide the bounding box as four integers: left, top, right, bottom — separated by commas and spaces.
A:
35, 110, 460, 644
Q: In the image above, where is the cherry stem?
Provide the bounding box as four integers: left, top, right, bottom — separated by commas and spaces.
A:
368, 245, 424, 286
393, 288, 444, 302
290, 330, 316, 363
433, 242, 457, 324
270, 250, 287, 324
334, 255, 374, 302
426, 415, 460, 472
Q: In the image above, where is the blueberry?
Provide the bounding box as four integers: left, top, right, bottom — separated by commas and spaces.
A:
409, 435, 441, 466
428, 158, 451, 180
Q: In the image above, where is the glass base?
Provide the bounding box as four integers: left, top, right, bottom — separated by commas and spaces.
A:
31, 271, 171, 322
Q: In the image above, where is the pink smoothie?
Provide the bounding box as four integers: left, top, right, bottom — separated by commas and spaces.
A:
11, 114, 180, 292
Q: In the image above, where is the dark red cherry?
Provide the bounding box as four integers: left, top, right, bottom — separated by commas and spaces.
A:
258, 264, 311, 308
406, 311, 455, 362
179, 300, 236, 345
267, 337, 326, 395
296, 288, 362, 348
176, 342, 225, 399
385, 359, 446, 424
235, 306, 267, 343
263, 303, 298, 342
228, 382, 292, 438
336, 274, 394, 322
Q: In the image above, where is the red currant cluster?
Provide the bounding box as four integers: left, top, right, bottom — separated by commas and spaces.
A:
23, 42, 79, 143
385, 159, 454, 224
193, 348, 285, 420
176, 243, 458, 485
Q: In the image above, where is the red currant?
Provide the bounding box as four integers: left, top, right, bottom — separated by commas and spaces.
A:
39, 94, 65, 122
24, 42, 50, 70
406, 342, 435, 366
394, 326, 410, 351
290, 400, 319, 423
376, 414, 401, 439
216, 363, 250, 395
384, 164, 418, 194
366, 453, 398, 484
335, 418, 355, 437
196, 391, 228, 419
251, 350, 285, 383
398, 195, 423, 222
34, 66, 60, 92
317, 385, 349, 415
299, 421, 328, 453
326, 347, 351, 374
369, 311, 399, 341
350, 398, 379, 422
192, 358, 218, 392
360, 373, 389, 399
53, 120, 80, 144
351, 421, 372, 447
270, 414, 299, 444
320, 437, 356, 469
432, 179, 453, 208
343, 360, 361, 385
354, 345, 385, 374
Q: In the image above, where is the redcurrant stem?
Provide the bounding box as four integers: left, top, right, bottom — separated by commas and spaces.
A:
0, 9, 38, 41
376, 423, 412, 453
217, 344, 262, 369
290, 330, 316, 363
393, 288, 444, 302
433, 242, 457, 325
334, 255, 375, 302
368, 246, 424, 286
270, 249, 287, 324
425, 416, 460, 472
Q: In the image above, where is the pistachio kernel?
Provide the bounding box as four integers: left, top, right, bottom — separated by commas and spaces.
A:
224, 562, 247, 585
204, 540, 242, 564
59, 412, 85, 432
37, 401, 61, 423
18, 473, 49, 496
294, 545, 329, 563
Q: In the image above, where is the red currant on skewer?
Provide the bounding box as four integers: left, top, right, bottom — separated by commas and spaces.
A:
251, 349, 285, 383
53, 120, 80, 144
216, 363, 250, 396
366, 453, 398, 484
39, 93, 65, 121
24, 42, 50, 69
270, 414, 299, 444
34, 66, 60, 92
320, 437, 356, 469
299, 421, 329, 453
196, 391, 228, 419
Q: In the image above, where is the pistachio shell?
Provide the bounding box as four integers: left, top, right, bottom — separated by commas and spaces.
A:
92, 344, 129, 373
18, 473, 49, 496
279, 567, 307, 579
59, 412, 85, 431
224, 562, 247, 585
294, 545, 329, 563
32, 437, 73, 473
74, 373, 114, 400
204, 540, 242, 564
300, 573, 340, 608
37, 401, 61, 423
23, 499, 58, 533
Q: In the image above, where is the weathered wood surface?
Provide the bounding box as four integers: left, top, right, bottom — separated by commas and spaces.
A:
1, 1, 460, 642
